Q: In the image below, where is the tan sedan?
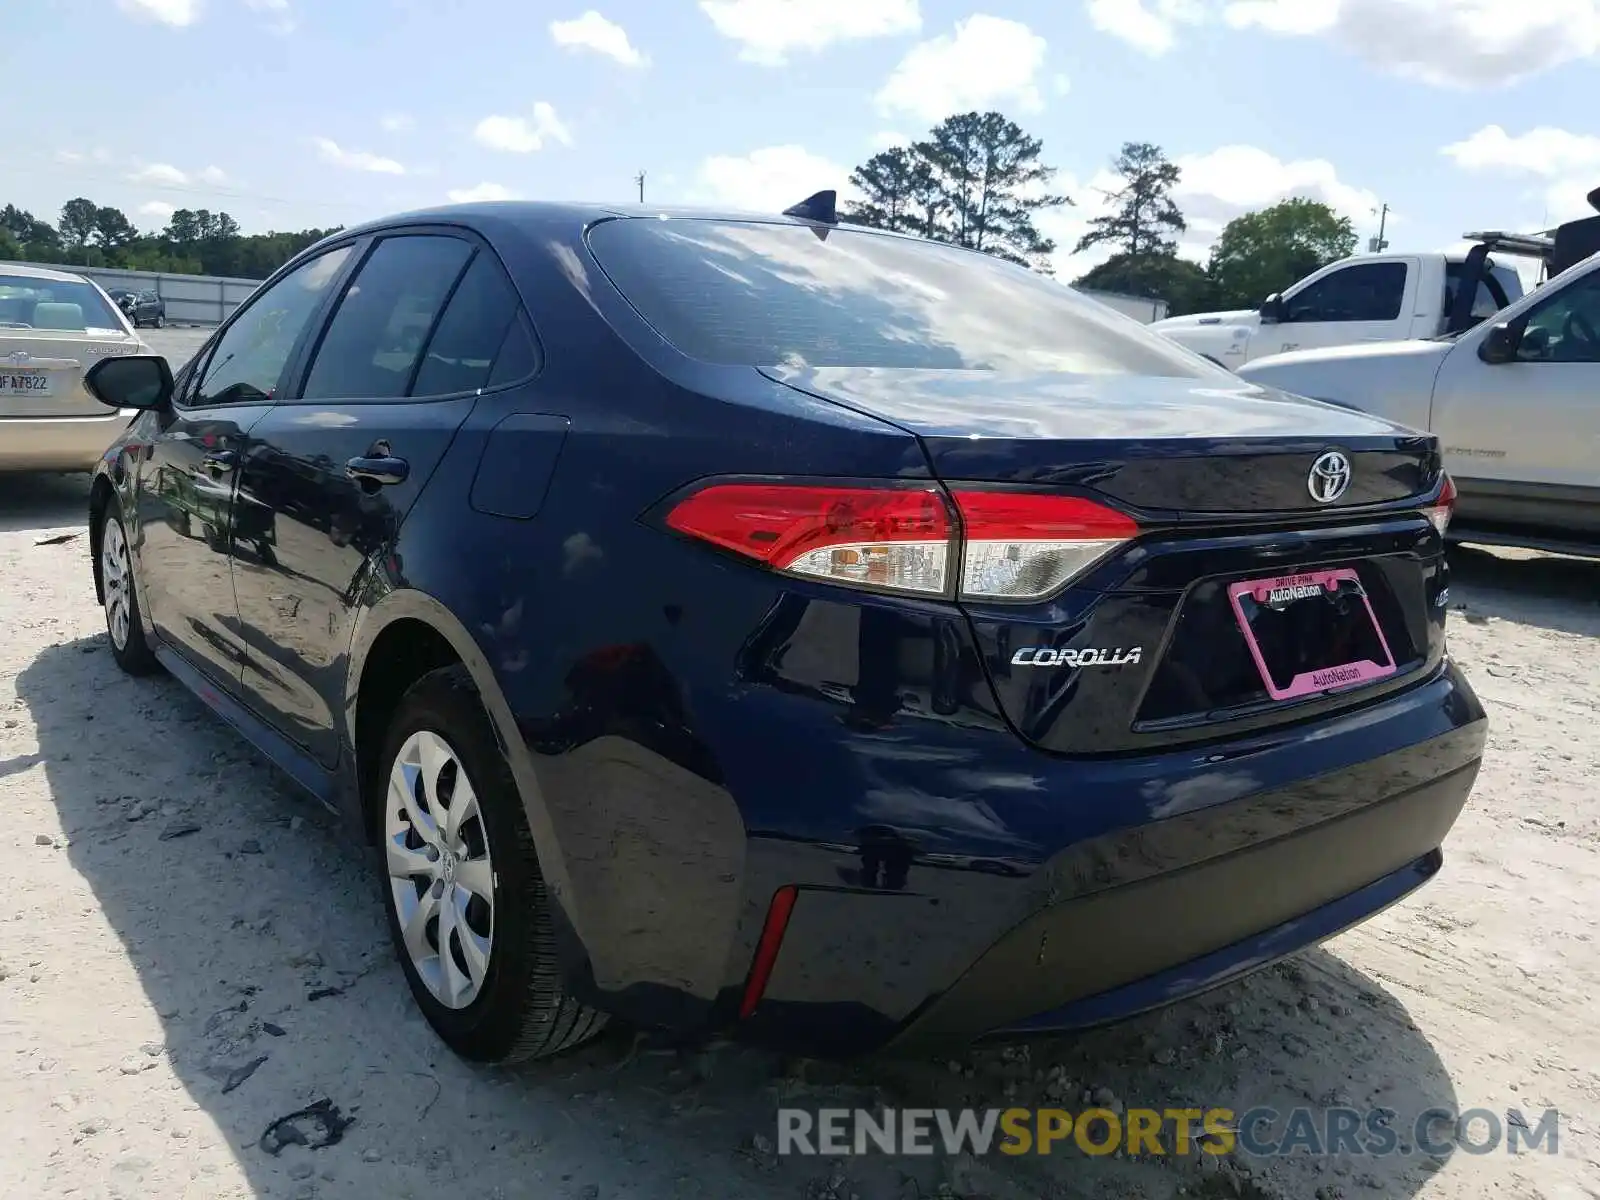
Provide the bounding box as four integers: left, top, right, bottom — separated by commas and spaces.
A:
0, 264, 150, 472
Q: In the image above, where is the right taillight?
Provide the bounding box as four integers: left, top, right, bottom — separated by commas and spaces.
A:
662, 480, 1138, 601
1424, 474, 1456, 536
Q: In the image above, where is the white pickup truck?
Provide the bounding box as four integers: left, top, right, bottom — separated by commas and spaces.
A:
1236, 206, 1600, 557
1151, 245, 1528, 369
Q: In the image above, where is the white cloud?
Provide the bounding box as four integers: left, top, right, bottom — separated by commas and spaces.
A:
1043, 144, 1380, 278
549, 11, 646, 66
244, 0, 295, 33
694, 145, 851, 214
197, 165, 229, 185
1173, 145, 1380, 225
473, 103, 573, 153
447, 182, 520, 203
870, 130, 911, 150
1442, 125, 1600, 223
140, 201, 178, 221
313, 137, 406, 174
1087, 0, 1206, 54
131, 163, 190, 186
1224, 0, 1600, 87
380, 113, 415, 133
700, 0, 920, 65
115, 0, 200, 25
876, 15, 1049, 122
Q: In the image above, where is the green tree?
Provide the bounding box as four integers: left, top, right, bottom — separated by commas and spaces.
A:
844, 111, 1070, 270
1074, 142, 1186, 258
58, 198, 99, 248
916, 111, 1070, 268
1074, 252, 1216, 316
1, 204, 59, 253
92, 206, 140, 253
1206, 198, 1357, 309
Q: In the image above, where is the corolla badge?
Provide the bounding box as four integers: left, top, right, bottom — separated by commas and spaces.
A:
1011, 646, 1143, 668
1307, 450, 1352, 504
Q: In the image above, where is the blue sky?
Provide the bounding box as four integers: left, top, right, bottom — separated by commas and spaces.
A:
10, 0, 1600, 282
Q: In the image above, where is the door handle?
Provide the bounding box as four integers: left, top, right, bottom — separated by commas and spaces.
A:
346, 454, 409, 486
201, 450, 237, 476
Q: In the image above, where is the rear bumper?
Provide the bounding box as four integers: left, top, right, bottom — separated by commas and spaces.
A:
722, 663, 1485, 1056
894, 763, 1469, 1048
0, 413, 132, 472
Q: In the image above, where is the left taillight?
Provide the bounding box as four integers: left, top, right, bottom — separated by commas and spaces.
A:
1423, 474, 1457, 536
662, 480, 1139, 601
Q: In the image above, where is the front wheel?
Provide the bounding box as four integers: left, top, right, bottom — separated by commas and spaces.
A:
376, 666, 607, 1063
99, 500, 160, 675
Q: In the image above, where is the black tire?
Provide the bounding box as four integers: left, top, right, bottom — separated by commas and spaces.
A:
154, 315, 164, 329
375, 665, 607, 1063
98, 498, 160, 676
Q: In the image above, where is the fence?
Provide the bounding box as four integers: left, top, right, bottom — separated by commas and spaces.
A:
3, 258, 1168, 328
0, 259, 262, 326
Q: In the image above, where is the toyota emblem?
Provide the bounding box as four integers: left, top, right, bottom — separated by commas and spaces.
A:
1307, 450, 1352, 504
5, 351, 28, 366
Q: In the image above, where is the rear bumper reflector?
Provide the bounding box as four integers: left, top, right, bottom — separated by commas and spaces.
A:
738, 885, 799, 1019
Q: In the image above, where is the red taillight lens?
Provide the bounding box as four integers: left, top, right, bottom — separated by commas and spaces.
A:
952, 490, 1140, 600
1424, 475, 1456, 536
665, 482, 953, 594
663, 480, 1139, 601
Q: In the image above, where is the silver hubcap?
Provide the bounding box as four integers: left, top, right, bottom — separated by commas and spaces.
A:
102, 517, 132, 650
385, 731, 496, 1009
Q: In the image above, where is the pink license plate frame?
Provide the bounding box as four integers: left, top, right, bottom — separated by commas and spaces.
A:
1226, 567, 1397, 702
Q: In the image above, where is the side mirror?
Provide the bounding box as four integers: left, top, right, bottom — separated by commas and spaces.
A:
84, 354, 174, 411
1259, 294, 1285, 324
1477, 321, 1520, 364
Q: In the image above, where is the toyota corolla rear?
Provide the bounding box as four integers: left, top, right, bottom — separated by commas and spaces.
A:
0, 268, 144, 472
555, 213, 1486, 1055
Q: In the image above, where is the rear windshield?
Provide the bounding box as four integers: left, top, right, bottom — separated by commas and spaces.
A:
586, 219, 1211, 377
0, 275, 124, 332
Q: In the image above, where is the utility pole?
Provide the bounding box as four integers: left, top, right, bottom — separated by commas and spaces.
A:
1369, 203, 1390, 253
634, 170, 646, 204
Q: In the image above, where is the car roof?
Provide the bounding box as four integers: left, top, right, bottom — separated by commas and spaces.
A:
0, 262, 93, 284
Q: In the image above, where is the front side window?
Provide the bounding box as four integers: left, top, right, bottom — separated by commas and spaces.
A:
585, 218, 1212, 377
191, 246, 353, 406
300, 234, 473, 400
1284, 262, 1408, 323
0, 274, 125, 332
1516, 268, 1600, 364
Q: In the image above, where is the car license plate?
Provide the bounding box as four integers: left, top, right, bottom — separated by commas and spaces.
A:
1227, 567, 1397, 702
0, 368, 53, 397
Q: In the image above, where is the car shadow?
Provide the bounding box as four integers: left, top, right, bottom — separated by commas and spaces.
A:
16, 632, 1461, 1200
1447, 544, 1600, 638
0, 471, 91, 535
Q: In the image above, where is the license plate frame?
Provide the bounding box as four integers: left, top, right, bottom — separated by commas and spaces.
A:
0, 368, 53, 397
1226, 567, 1397, 702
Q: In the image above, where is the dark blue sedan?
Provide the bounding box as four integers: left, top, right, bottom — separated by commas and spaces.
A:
79, 197, 1486, 1063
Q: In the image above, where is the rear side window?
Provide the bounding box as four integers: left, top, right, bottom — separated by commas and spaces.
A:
1445, 260, 1517, 323
585, 219, 1210, 377
301, 234, 473, 400
411, 251, 531, 395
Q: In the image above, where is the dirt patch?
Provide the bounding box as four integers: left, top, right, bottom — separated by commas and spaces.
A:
1, 477, 1596, 1199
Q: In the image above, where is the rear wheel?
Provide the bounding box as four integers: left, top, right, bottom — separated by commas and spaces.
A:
99, 500, 160, 675
376, 666, 606, 1063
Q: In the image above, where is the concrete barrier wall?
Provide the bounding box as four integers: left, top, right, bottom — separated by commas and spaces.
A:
0, 259, 263, 326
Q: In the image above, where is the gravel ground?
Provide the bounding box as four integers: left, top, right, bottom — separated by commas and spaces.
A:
1, 367, 1597, 1198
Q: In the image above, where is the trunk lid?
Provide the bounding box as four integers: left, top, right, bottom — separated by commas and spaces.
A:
0, 330, 142, 418
767, 366, 1449, 754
